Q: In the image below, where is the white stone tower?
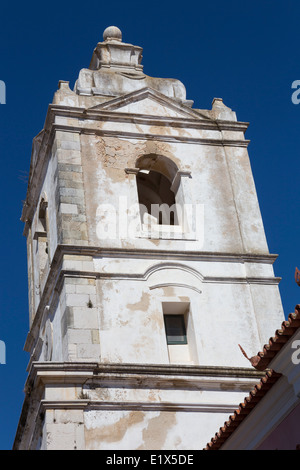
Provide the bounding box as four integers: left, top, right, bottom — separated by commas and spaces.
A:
14, 26, 284, 450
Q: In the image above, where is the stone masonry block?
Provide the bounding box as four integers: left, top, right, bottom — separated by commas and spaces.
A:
75, 284, 96, 295
58, 171, 83, 182
68, 328, 91, 344
60, 141, 81, 151
65, 277, 93, 285
53, 409, 84, 425
45, 422, 84, 450
61, 229, 82, 240
60, 203, 78, 214
59, 180, 84, 190
61, 306, 74, 337
66, 293, 91, 307
72, 307, 99, 329
91, 329, 100, 344
58, 163, 83, 173
59, 187, 85, 198
59, 196, 84, 205
63, 239, 89, 246
58, 132, 80, 142
76, 343, 100, 359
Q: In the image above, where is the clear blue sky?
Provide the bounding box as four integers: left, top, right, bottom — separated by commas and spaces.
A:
0, 0, 299, 450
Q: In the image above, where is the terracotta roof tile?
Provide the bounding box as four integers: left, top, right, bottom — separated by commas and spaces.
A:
205, 304, 300, 450
205, 370, 281, 450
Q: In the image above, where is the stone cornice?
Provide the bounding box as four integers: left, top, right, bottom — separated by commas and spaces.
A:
38, 400, 240, 414
49, 243, 279, 263
29, 360, 265, 376
52, 121, 250, 146
27, 361, 265, 391
51, 106, 249, 132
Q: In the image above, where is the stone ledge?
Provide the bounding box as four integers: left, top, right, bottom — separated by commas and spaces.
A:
27, 361, 264, 385
40, 399, 239, 414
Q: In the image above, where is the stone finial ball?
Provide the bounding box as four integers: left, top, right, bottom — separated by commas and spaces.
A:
103, 26, 122, 42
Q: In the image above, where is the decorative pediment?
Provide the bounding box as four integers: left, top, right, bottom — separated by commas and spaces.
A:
87, 87, 208, 120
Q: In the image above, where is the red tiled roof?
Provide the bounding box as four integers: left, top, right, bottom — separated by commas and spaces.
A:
205, 304, 300, 450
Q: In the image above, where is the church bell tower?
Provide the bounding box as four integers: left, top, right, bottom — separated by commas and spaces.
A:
14, 26, 284, 450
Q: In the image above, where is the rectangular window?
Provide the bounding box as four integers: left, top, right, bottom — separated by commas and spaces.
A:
164, 314, 187, 345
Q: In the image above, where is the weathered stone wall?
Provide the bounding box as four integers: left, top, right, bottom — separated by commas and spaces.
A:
26, 148, 59, 324
16, 27, 285, 450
